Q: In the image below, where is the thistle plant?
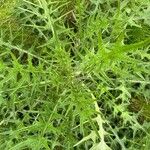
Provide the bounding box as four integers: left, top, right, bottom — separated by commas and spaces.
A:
0, 0, 150, 150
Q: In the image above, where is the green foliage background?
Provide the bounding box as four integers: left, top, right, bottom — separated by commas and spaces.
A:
0, 0, 150, 150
